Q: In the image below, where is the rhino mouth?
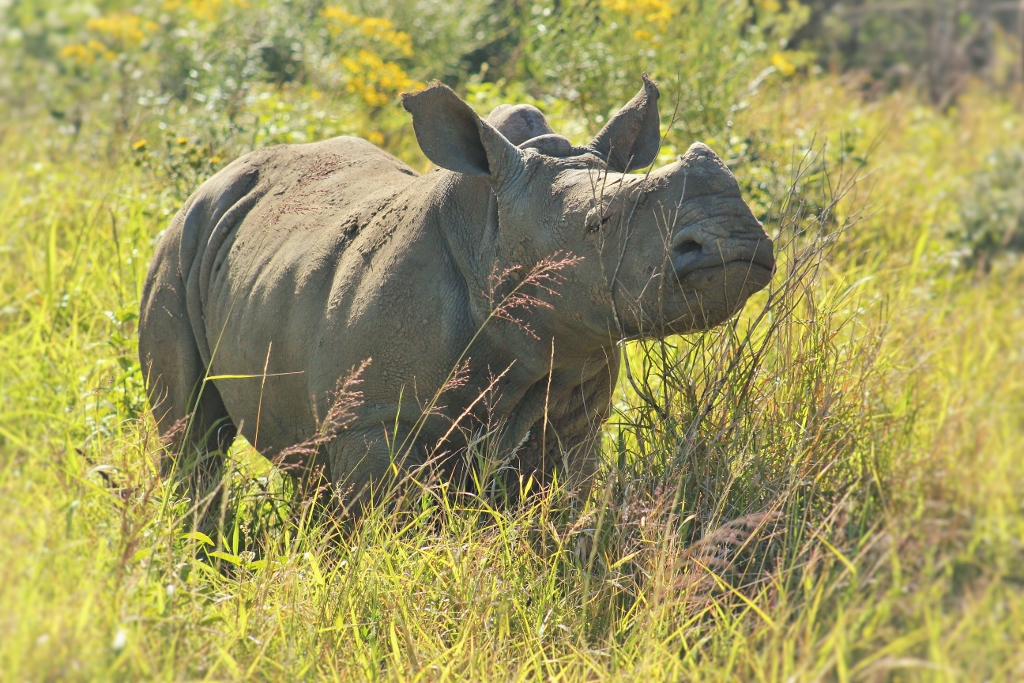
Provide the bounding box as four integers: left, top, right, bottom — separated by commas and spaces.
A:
671, 236, 775, 290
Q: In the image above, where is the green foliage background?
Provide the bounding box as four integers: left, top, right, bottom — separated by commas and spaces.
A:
1, 0, 1023, 680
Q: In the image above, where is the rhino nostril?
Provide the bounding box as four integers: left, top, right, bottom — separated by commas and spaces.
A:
673, 238, 701, 257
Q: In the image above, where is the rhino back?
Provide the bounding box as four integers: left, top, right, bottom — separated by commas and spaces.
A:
182, 136, 442, 452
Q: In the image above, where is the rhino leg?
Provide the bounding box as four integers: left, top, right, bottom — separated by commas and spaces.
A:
139, 209, 236, 512
324, 425, 427, 514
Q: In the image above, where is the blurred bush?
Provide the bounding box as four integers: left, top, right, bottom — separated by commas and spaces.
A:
5, 1, 1022, 272
954, 147, 1024, 271
0, 0, 811, 184
793, 0, 1024, 107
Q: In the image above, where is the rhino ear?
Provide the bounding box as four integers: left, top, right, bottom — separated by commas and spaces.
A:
587, 74, 661, 173
402, 83, 526, 187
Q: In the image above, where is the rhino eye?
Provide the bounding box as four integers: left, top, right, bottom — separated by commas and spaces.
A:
585, 207, 611, 233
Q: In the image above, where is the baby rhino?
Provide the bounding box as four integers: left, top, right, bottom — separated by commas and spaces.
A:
138, 75, 774, 509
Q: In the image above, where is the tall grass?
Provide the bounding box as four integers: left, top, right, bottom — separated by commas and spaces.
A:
1, 77, 1023, 680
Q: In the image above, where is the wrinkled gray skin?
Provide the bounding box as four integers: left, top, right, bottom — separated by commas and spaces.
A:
138, 76, 774, 507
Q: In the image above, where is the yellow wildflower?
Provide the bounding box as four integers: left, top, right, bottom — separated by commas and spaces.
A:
322, 7, 361, 26
59, 40, 116, 65
771, 52, 796, 76
133, 139, 148, 150
163, 0, 248, 21
341, 49, 423, 108
88, 39, 117, 60
760, 0, 782, 12
322, 7, 414, 56
60, 44, 96, 65
177, 137, 189, 145
604, 0, 673, 30
86, 13, 157, 47
321, 7, 421, 105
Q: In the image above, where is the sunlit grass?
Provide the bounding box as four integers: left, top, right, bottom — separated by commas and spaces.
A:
1, 79, 1023, 680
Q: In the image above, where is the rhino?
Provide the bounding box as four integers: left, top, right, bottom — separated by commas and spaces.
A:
138, 75, 774, 509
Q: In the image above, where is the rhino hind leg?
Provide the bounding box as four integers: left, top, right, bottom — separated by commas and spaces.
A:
156, 374, 236, 504
142, 333, 237, 513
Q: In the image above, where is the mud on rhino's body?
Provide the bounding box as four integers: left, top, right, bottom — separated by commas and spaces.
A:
139, 76, 774, 505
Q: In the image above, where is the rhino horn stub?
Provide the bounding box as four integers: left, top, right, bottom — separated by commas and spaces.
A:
520, 134, 583, 158
487, 104, 555, 146
488, 105, 588, 158
402, 82, 526, 188
587, 73, 661, 173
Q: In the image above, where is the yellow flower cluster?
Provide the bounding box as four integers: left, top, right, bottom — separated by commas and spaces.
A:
319, 7, 422, 108
85, 13, 157, 47
60, 12, 157, 65
59, 40, 117, 65
341, 49, 423, 108
771, 51, 796, 76
163, 0, 249, 21
322, 7, 414, 57
604, 0, 673, 30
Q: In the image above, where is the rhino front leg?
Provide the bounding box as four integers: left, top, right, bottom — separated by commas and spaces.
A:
325, 424, 428, 514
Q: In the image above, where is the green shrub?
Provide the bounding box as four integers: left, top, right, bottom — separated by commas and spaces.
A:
955, 147, 1024, 271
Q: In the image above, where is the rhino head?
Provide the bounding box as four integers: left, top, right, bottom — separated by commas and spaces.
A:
402, 75, 774, 347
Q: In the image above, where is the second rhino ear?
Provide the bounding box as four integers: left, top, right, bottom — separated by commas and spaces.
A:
587, 74, 661, 173
402, 82, 526, 189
